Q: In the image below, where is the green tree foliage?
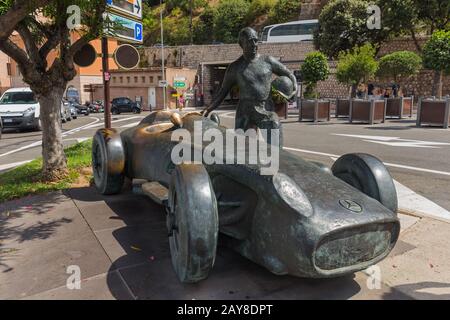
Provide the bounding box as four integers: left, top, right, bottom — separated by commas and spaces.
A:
193, 5, 216, 44
246, 0, 277, 24
268, 0, 302, 25
377, 51, 422, 84
213, 0, 250, 43
143, 3, 191, 46
422, 30, 450, 97
300, 51, 330, 98
336, 44, 379, 97
162, 7, 191, 45
314, 0, 387, 58
0, 0, 109, 179
165, 0, 207, 14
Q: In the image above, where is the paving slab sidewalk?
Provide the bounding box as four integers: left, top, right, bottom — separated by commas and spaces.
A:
0, 187, 448, 300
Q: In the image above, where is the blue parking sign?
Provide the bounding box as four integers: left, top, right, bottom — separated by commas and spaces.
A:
135, 23, 143, 42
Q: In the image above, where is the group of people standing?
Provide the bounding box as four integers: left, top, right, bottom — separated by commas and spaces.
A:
357, 83, 403, 99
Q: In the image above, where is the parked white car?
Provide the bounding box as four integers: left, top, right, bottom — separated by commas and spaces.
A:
0, 87, 41, 131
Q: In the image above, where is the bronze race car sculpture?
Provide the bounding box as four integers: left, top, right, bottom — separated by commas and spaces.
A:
92, 110, 399, 283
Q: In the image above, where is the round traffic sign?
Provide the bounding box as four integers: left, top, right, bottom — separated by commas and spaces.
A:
74, 43, 97, 67
114, 44, 140, 70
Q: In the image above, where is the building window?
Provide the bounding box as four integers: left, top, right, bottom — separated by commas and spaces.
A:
158, 76, 162, 81
120, 77, 123, 83
112, 77, 116, 83
142, 76, 146, 83
127, 77, 131, 83
150, 76, 154, 83
6, 63, 11, 76
134, 76, 138, 83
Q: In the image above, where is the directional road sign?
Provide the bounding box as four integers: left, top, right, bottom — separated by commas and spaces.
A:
105, 12, 143, 43
106, 0, 142, 19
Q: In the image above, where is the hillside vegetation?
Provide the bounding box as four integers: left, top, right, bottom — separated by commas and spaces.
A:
143, 0, 302, 46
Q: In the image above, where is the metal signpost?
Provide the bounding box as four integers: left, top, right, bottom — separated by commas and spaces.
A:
103, 0, 143, 128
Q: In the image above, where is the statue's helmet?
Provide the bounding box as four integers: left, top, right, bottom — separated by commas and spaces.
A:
271, 76, 295, 100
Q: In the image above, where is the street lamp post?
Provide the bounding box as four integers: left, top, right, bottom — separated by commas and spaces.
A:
160, 0, 167, 110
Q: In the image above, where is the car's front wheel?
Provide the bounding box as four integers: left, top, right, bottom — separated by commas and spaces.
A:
167, 164, 218, 283
132, 108, 141, 114
332, 153, 398, 213
112, 108, 119, 115
92, 129, 125, 195
35, 118, 42, 131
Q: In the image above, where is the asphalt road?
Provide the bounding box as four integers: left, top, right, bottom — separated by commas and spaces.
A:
219, 110, 450, 212
1, 109, 449, 211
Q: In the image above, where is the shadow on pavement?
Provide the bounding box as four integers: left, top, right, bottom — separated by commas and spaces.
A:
0, 192, 71, 273
69, 186, 373, 300
384, 282, 450, 300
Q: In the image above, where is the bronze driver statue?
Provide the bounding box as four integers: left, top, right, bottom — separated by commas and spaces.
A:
203, 27, 298, 145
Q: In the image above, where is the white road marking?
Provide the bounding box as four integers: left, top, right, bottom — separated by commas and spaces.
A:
83, 116, 143, 129
333, 133, 450, 149
284, 146, 450, 177
394, 180, 450, 222
0, 160, 33, 171
0, 117, 99, 158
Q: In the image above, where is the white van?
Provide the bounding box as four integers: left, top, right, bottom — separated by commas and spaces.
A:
0, 87, 41, 131
260, 20, 319, 43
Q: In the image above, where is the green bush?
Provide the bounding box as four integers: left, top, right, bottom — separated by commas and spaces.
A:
336, 44, 378, 97
377, 51, 422, 82
300, 52, 330, 98
422, 30, 450, 97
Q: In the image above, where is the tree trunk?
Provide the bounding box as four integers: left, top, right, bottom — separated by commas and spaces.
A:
351, 84, 357, 98
431, 70, 441, 98
37, 86, 68, 181
438, 70, 443, 99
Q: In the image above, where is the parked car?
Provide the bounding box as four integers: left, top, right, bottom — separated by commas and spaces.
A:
73, 101, 90, 116
111, 97, 141, 114
0, 87, 41, 131
92, 110, 400, 283
0, 115, 3, 139
61, 100, 72, 123
69, 103, 78, 119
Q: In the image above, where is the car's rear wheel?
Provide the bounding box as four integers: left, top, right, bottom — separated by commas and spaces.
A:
331, 153, 398, 213
92, 129, 125, 195
167, 164, 218, 283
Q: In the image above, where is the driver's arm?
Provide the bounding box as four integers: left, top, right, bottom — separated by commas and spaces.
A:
204, 63, 236, 115
268, 56, 298, 98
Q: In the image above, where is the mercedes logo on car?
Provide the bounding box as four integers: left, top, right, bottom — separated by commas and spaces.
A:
339, 199, 363, 213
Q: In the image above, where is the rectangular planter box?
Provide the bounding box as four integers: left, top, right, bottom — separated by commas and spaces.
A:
299, 99, 331, 123
335, 99, 351, 118
386, 96, 414, 118
350, 99, 386, 124
416, 98, 450, 129
274, 102, 288, 119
